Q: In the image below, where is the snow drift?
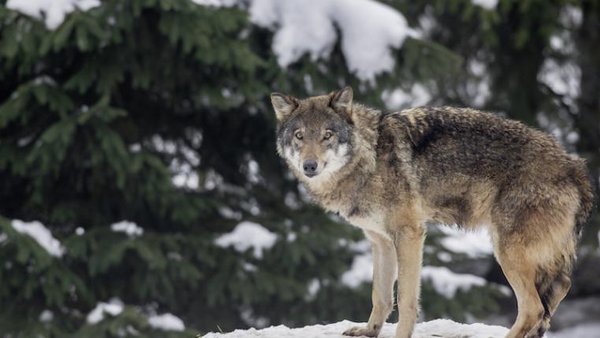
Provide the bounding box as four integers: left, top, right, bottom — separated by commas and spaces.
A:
202, 319, 511, 338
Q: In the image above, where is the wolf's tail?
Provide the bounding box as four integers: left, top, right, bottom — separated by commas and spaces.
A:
571, 158, 594, 237
533, 159, 593, 337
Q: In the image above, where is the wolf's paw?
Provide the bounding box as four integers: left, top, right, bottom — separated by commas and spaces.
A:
343, 325, 380, 337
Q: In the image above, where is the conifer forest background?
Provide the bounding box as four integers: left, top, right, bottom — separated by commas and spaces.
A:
0, 0, 599, 337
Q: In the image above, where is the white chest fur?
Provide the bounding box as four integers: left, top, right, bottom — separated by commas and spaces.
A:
344, 211, 390, 240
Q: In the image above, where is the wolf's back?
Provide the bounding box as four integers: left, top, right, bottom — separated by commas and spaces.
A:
388, 106, 595, 233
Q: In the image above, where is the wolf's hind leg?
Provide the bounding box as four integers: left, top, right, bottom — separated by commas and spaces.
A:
496, 247, 544, 338
535, 272, 571, 337
343, 231, 396, 337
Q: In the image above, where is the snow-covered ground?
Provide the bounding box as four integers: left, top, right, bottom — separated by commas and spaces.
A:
202, 319, 510, 338
548, 322, 600, 338
201, 320, 600, 338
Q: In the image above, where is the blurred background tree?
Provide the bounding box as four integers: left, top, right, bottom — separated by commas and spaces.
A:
0, 0, 598, 336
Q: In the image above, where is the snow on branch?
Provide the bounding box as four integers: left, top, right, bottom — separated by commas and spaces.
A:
215, 221, 277, 258
6, 0, 100, 30
421, 266, 486, 298
12, 0, 413, 81
249, 0, 409, 81
438, 226, 493, 258
148, 313, 186, 332
111, 221, 144, 237
471, 0, 498, 10
11, 220, 65, 257
86, 298, 124, 324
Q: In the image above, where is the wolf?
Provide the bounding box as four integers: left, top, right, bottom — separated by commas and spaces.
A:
270, 87, 594, 338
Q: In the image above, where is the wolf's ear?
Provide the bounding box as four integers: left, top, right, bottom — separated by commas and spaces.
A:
271, 93, 298, 122
330, 86, 353, 112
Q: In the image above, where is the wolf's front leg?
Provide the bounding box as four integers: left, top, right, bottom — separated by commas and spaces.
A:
393, 226, 425, 338
344, 231, 396, 337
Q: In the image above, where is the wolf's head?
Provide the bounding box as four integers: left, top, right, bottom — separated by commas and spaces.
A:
270, 87, 362, 185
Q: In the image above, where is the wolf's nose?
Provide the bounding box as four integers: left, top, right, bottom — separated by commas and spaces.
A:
303, 160, 318, 177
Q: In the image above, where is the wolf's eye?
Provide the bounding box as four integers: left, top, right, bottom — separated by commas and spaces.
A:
294, 131, 303, 140
323, 130, 333, 140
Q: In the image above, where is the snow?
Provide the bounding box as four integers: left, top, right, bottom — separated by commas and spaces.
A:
471, 0, 498, 10
242, 262, 257, 272
341, 251, 372, 288
11, 220, 65, 257
6, 0, 100, 30
32, 75, 56, 86
382, 84, 432, 110
39, 310, 53, 322
286, 232, 297, 242
86, 298, 124, 324
148, 313, 186, 332
467, 59, 491, 107
566, 131, 579, 144
191, 0, 237, 7
560, 5, 583, 28
538, 59, 580, 100
549, 323, 600, 338
245, 158, 261, 184
172, 171, 200, 189
129, 143, 142, 153
340, 245, 495, 297
218, 206, 243, 220
202, 319, 510, 338
439, 226, 493, 258
306, 279, 321, 298
552, 296, 600, 330
151, 134, 201, 190
249, 0, 409, 81
284, 192, 301, 210
240, 308, 269, 328
550, 35, 567, 52
421, 266, 486, 298
215, 222, 277, 258
339, 239, 372, 288
110, 221, 143, 237
538, 57, 580, 117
